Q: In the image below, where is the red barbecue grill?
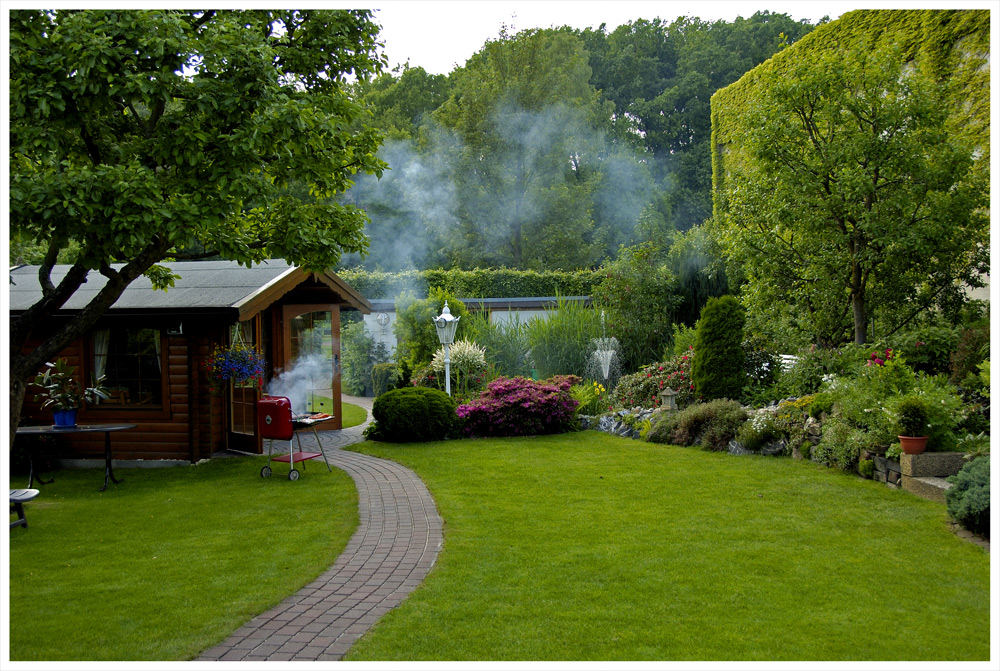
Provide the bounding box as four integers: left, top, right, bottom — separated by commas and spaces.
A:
257, 395, 334, 480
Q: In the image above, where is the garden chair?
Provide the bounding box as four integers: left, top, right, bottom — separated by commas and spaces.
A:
10, 488, 40, 529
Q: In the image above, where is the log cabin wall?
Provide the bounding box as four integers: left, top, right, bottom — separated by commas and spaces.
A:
17, 315, 231, 462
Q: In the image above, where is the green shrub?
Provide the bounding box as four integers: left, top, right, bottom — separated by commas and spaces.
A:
364, 387, 457, 442
813, 417, 868, 472
393, 288, 471, 371
742, 339, 780, 405
671, 323, 698, 358
858, 459, 875, 479
691, 296, 745, 401
808, 392, 834, 419
946, 456, 990, 538
774, 344, 870, 397
610, 354, 695, 410
894, 395, 931, 437
430, 339, 488, 397
646, 399, 747, 451
799, 442, 812, 461
525, 296, 602, 379
591, 242, 681, 372
949, 325, 990, 385
371, 362, 403, 397
892, 324, 959, 376
735, 413, 784, 452
341, 321, 390, 396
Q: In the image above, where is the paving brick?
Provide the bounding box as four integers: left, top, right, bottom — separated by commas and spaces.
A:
195, 395, 441, 662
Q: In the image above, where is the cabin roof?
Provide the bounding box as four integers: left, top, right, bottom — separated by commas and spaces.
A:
9, 260, 371, 319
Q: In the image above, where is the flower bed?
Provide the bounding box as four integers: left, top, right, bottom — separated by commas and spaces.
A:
456, 375, 579, 437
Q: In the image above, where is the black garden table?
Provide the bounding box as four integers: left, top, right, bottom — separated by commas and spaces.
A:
15, 424, 138, 491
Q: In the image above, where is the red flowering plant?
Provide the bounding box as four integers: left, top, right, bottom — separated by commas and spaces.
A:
205, 343, 265, 389
456, 375, 580, 437
610, 352, 695, 410
867, 348, 894, 367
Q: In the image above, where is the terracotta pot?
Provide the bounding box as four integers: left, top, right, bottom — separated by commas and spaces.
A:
898, 435, 928, 455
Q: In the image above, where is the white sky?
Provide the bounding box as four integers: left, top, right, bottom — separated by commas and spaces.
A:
369, 0, 990, 75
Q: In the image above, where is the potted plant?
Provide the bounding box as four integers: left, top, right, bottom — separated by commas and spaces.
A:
31, 359, 109, 427
895, 395, 930, 455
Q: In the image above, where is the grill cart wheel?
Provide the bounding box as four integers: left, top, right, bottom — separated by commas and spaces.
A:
260, 466, 272, 478
288, 469, 300, 481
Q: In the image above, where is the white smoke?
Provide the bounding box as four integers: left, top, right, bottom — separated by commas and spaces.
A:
266, 352, 334, 415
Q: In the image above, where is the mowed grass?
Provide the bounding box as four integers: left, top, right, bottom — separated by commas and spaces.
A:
341, 400, 368, 428
348, 432, 990, 661
9, 456, 357, 661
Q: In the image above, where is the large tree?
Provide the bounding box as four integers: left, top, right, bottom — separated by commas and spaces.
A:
9, 9, 387, 435
431, 28, 622, 270
714, 43, 989, 346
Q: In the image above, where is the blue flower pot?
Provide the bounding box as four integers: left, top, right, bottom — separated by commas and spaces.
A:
53, 409, 78, 427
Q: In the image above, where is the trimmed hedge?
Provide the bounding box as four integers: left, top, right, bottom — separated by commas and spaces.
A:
337, 266, 601, 299
364, 387, 457, 442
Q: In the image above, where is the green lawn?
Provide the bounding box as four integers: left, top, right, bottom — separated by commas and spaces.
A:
341, 400, 368, 428
348, 432, 990, 661
8, 457, 358, 661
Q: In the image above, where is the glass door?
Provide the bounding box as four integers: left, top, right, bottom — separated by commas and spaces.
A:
282, 306, 336, 416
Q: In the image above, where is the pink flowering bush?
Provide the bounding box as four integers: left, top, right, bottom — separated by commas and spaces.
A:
456, 375, 580, 437
610, 353, 695, 410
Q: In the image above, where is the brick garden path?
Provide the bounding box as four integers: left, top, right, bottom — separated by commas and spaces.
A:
197, 395, 443, 661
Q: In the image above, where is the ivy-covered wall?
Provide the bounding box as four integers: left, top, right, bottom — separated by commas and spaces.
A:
337, 266, 601, 300
710, 9, 990, 220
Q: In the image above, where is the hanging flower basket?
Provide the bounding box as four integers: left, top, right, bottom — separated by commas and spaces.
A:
206, 343, 265, 388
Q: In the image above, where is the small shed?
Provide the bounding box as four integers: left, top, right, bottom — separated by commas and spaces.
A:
10, 260, 370, 461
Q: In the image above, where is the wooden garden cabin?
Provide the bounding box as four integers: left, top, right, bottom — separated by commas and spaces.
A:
10, 260, 370, 462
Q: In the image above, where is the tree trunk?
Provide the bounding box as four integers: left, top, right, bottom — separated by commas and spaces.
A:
851, 290, 867, 345
9, 237, 172, 438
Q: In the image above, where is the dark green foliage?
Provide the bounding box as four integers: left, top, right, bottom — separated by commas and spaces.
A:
895, 395, 931, 437
946, 456, 990, 538
858, 459, 875, 479
893, 325, 959, 376
813, 417, 868, 472
742, 339, 780, 405
365, 387, 457, 442
735, 414, 784, 452
371, 363, 403, 397
646, 399, 747, 451
591, 242, 682, 372
393, 288, 471, 371
949, 324, 990, 385
340, 321, 390, 396
808, 393, 834, 419
337, 267, 601, 301
691, 296, 745, 400
775, 345, 870, 397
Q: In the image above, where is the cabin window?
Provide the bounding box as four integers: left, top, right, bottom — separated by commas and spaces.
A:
92, 327, 163, 407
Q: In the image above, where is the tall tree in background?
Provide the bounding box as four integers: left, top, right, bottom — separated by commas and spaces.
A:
714, 43, 988, 346
583, 12, 815, 232
432, 28, 623, 270
9, 9, 386, 435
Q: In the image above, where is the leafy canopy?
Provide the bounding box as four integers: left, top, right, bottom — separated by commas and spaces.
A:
714, 42, 989, 346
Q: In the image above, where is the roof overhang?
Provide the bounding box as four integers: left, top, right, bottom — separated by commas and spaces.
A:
233, 266, 372, 320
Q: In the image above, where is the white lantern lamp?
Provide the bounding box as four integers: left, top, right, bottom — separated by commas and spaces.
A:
432, 301, 460, 396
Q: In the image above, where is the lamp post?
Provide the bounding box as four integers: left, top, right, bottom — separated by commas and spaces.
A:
432, 301, 460, 396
